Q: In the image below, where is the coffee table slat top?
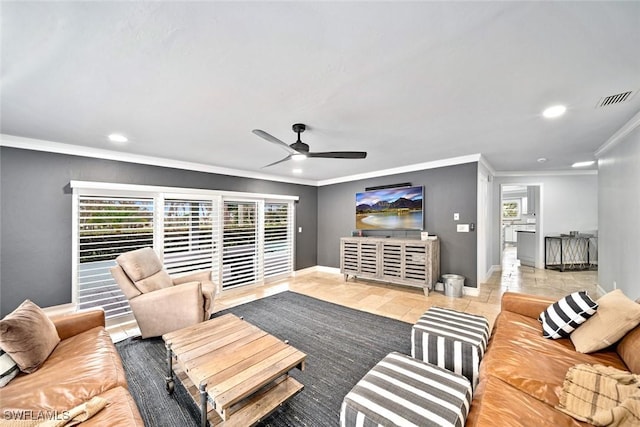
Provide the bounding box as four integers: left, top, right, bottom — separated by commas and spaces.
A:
189, 334, 282, 378
163, 313, 306, 425
164, 314, 247, 348
213, 347, 306, 409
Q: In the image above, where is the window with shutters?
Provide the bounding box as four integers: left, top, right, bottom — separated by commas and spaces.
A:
163, 197, 220, 281
77, 195, 154, 318
222, 201, 261, 288
264, 202, 294, 279
72, 182, 296, 320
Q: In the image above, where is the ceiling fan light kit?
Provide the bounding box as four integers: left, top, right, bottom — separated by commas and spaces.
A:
252, 123, 367, 169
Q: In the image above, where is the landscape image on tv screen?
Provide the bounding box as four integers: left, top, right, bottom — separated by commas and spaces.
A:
356, 186, 423, 230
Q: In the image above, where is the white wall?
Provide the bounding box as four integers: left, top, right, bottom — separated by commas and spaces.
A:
477, 161, 494, 282
597, 119, 640, 299
491, 173, 598, 267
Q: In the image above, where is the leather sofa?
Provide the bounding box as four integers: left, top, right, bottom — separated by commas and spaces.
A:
467, 292, 639, 426
0, 310, 144, 426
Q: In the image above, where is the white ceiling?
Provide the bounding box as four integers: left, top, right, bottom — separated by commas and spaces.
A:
2, 1, 640, 183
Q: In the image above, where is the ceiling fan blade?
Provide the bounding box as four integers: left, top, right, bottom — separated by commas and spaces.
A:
261, 154, 293, 168
307, 151, 367, 159
252, 129, 299, 155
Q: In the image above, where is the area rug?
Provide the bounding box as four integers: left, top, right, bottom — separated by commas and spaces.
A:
116, 291, 413, 426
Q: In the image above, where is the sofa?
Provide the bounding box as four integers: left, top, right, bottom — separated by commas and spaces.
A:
466, 292, 640, 426
0, 309, 144, 426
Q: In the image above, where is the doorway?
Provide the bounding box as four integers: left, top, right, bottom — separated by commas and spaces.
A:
500, 184, 542, 269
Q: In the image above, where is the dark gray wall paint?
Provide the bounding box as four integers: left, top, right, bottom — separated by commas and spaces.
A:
317, 162, 478, 287
0, 147, 317, 316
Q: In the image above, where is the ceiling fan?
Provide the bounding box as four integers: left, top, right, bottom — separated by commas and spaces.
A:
252, 123, 367, 168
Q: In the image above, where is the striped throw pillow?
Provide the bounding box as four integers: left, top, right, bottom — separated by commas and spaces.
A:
539, 291, 598, 339
0, 348, 19, 387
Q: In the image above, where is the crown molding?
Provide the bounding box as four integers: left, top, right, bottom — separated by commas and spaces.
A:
595, 109, 640, 158
316, 154, 482, 186
494, 169, 597, 177
478, 154, 497, 176
0, 134, 318, 186
9, 134, 593, 185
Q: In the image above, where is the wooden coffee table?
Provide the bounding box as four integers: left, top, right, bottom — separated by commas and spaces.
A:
163, 313, 306, 427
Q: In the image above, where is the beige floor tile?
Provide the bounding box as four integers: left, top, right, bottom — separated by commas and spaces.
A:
110, 246, 601, 342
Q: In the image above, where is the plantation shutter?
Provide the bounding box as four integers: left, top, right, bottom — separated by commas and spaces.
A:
222, 200, 261, 288
163, 197, 221, 281
77, 195, 154, 319
264, 202, 294, 279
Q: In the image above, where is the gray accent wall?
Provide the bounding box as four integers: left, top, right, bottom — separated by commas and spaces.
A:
597, 124, 640, 300
0, 147, 317, 316
318, 162, 478, 287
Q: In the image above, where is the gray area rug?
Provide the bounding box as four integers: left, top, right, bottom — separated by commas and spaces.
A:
116, 291, 413, 426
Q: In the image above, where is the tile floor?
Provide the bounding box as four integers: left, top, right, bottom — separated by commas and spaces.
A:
108, 247, 599, 342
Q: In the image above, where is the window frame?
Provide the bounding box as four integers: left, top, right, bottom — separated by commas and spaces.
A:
71, 180, 298, 319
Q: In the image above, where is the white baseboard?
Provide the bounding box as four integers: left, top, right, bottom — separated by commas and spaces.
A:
295, 266, 483, 296
316, 265, 341, 274
597, 284, 608, 297
489, 265, 501, 274
294, 265, 340, 276
463, 286, 481, 296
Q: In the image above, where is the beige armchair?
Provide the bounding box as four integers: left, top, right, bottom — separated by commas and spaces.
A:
110, 247, 221, 338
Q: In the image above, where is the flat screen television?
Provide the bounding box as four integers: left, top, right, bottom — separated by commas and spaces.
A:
356, 186, 423, 230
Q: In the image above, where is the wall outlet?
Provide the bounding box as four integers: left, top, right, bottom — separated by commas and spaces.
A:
457, 224, 469, 232
298, 227, 302, 233
613, 281, 617, 289
453, 213, 460, 221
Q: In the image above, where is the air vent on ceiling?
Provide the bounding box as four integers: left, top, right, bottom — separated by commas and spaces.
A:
596, 90, 635, 108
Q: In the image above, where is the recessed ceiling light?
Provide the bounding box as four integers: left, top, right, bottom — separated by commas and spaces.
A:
291, 154, 306, 161
292, 168, 302, 174
572, 161, 595, 168
537, 157, 548, 163
108, 133, 128, 143
542, 105, 567, 119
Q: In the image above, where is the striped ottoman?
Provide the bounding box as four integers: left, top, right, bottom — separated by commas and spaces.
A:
412, 307, 490, 390
340, 352, 472, 427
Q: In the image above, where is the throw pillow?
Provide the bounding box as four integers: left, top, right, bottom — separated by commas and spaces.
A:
571, 289, 640, 353
0, 348, 19, 387
539, 291, 598, 339
0, 300, 60, 373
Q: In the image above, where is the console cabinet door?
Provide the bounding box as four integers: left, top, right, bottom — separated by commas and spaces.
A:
359, 241, 379, 276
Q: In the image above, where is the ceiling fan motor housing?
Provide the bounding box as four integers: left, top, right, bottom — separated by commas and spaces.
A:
291, 123, 309, 152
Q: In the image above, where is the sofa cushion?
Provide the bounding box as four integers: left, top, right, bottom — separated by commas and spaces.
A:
539, 291, 598, 339
0, 326, 127, 412
0, 300, 60, 373
570, 289, 640, 353
481, 310, 627, 407
0, 348, 19, 387
79, 387, 144, 427
467, 375, 586, 427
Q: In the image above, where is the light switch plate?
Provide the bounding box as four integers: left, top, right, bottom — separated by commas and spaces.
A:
457, 224, 469, 232
454, 213, 460, 221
